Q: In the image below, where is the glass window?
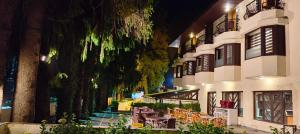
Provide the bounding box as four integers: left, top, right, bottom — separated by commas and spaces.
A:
254, 91, 293, 124
222, 92, 243, 117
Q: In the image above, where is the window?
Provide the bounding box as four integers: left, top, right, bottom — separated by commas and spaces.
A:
196, 54, 214, 72
254, 91, 293, 124
196, 57, 202, 72
215, 44, 240, 67
173, 67, 176, 78
176, 65, 182, 78
222, 92, 243, 117
245, 25, 285, 60
215, 47, 224, 67
226, 45, 233, 65
183, 61, 195, 76
182, 63, 187, 76
245, 29, 261, 59
188, 61, 194, 75
208, 92, 216, 116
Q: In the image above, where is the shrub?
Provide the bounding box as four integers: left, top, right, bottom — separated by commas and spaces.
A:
132, 102, 201, 112
40, 113, 104, 134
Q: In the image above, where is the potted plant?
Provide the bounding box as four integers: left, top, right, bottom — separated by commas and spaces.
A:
111, 100, 119, 112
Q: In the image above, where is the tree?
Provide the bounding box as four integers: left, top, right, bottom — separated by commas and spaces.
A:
0, 0, 20, 115
42, 0, 154, 119
136, 29, 169, 94
12, 0, 45, 122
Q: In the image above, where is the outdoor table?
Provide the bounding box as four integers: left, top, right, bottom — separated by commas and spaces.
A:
140, 111, 158, 118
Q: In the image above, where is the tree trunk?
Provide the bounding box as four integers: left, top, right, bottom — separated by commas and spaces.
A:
0, 0, 19, 116
99, 85, 108, 111
55, 23, 81, 120
88, 89, 95, 113
34, 56, 50, 122
95, 89, 101, 112
73, 68, 84, 118
81, 78, 90, 115
12, 0, 45, 122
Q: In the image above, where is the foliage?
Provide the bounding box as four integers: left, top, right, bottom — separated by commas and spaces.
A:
132, 102, 201, 112
42, 0, 155, 117
179, 103, 201, 112
104, 114, 153, 134
136, 30, 169, 93
105, 114, 129, 134
39, 114, 237, 134
111, 100, 119, 107
185, 123, 234, 134
40, 113, 104, 134
270, 126, 288, 134
49, 72, 69, 89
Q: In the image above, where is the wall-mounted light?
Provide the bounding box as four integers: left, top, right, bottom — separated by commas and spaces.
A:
224, 3, 232, 12
189, 32, 194, 38
40, 55, 47, 62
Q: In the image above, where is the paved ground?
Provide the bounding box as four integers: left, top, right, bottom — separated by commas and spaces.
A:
88, 112, 130, 126
228, 125, 270, 134
84, 109, 271, 133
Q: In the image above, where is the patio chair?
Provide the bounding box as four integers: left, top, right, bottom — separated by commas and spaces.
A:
167, 118, 176, 129
158, 119, 168, 128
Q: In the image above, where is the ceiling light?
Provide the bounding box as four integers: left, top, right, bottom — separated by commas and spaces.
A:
225, 3, 232, 12
189, 32, 194, 38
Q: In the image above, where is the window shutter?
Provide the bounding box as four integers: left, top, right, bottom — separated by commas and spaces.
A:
265, 27, 273, 54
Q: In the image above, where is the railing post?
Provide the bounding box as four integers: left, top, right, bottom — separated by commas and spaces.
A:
236, 14, 239, 31
205, 24, 214, 44
256, 0, 261, 11
225, 14, 229, 32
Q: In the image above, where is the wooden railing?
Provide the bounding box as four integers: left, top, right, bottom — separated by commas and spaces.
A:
214, 19, 238, 37
244, 0, 285, 20
196, 35, 205, 46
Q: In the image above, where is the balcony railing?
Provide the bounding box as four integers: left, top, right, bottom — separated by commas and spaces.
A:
196, 35, 205, 46
184, 39, 196, 53
214, 19, 238, 37
244, 0, 285, 20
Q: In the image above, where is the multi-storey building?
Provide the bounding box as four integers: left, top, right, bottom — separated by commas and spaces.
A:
171, 0, 300, 132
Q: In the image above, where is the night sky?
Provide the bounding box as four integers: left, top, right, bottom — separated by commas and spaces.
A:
156, 0, 217, 42
158, 0, 217, 88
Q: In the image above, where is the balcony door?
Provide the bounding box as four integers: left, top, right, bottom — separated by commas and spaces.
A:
207, 92, 216, 116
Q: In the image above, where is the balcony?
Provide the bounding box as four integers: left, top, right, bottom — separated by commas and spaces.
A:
213, 10, 241, 46
240, 0, 287, 34
243, 0, 285, 20
195, 54, 214, 84
214, 19, 238, 37
244, 25, 286, 78
244, 56, 286, 78
196, 34, 205, 47
214, 44, 241, 81
182, 61, 196, 85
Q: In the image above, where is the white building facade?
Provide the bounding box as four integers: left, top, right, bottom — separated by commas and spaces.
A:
172, 0, 300, 132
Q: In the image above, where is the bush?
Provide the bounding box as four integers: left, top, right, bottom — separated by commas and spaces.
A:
179, 103, 201, 112
180, 123, 234, 134
132, 102, 201, 112
40, 113, 104, 134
